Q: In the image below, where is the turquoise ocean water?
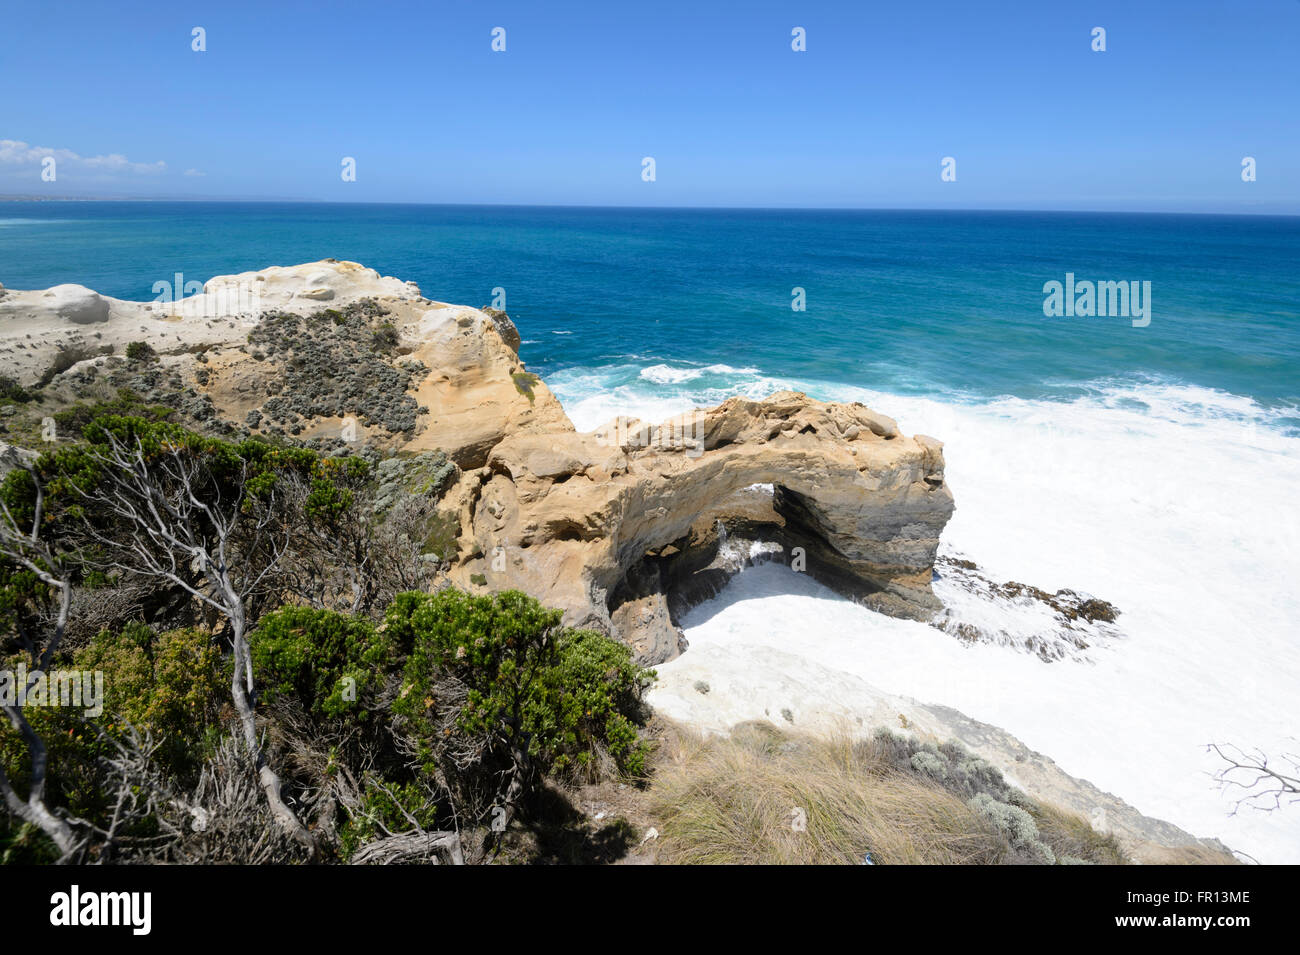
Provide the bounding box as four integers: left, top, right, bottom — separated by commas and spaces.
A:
2, 202, 1297, 424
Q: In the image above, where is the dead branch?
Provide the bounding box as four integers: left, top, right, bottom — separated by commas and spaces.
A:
1209, 741, 1300, 814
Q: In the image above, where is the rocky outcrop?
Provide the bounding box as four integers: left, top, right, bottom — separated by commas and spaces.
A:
0, 260, 569, 460
43, 284, 110, 324
931, 555, 1122, 662
481, 307, 521, 353
0, 259, 953, 664
399, 305, 569, 467
441, 394, 954, 664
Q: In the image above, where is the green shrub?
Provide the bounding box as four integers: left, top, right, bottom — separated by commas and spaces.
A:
542, 628, 653, 776
52, 388, 174, 435
125, 341, 158, 363
388, 589, 654, 781
251, 606, 392, 721
968, 793, 1056, 865
74, 623, 225, 773
0, 658, 95, 819
0, 817, 61, 864
0, 375, 32, 403
1, 415, 359, 542
0, 624, 224, 835
338, 781, 439, 860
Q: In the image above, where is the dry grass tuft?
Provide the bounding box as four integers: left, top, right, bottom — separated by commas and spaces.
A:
1131, 843, 1240, 865
1029, 802, 1128, 865
648, 720, 1130, 865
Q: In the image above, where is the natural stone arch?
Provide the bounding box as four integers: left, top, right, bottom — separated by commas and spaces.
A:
453, 393, 954, 664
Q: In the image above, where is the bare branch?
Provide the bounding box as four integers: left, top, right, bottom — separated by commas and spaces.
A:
1209, 741, 1300, 815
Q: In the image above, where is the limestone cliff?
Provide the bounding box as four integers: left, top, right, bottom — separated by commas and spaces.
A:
446, 394, 954, 664
0, 259, 955, 665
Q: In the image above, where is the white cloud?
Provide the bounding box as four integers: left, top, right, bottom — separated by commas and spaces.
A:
184, 168, 205, 177
0, 138, 166, 174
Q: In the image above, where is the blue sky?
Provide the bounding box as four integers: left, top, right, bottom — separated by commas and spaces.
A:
2, 0, 1297, 211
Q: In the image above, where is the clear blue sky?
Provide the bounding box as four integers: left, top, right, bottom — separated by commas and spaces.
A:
2, 0, 1297, 211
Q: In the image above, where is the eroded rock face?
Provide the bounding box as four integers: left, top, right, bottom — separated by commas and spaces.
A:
400, 306, 570, 467
43, 284, 110, 324
481, 307, 521, 353
443, 392, 955, 664
0, 260, 569, 459
0, 260, 419, 389
1, 260, 955, 665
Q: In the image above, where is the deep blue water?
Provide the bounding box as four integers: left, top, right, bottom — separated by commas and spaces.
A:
2, 201, 1297, 415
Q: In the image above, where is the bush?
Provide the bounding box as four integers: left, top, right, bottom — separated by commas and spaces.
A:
0, 655, 96, 823
968, 793, 1056, 865
872, 730, 1017, 802
0, 624, 225, 841
388, 589, 654, 782
1, 817, 61, 864
251, 606, 392, 721
51, 388, 174, 436
125, 341, 158, 363
542, 628, 652, 777
74, 623, 225, 775
871, 728, 1127, 864
371, 324, 400, 352
338, 781, 439, 860
0, 375, 32, 403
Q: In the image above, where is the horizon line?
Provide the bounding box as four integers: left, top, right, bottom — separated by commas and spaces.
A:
1, 195, 1298, 218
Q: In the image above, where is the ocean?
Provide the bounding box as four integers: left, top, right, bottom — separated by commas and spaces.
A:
2, 201, 1299, 861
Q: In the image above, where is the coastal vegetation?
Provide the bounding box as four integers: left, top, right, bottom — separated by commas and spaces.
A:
0, 413, 653, 863
647, 722, 1128, 865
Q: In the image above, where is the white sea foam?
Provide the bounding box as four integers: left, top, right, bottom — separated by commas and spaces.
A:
0, 218, 75, 227
549, 365, 1300, 863
638, 362, 762, 385
639, 363, 703, 384
548, 363, 792, 432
